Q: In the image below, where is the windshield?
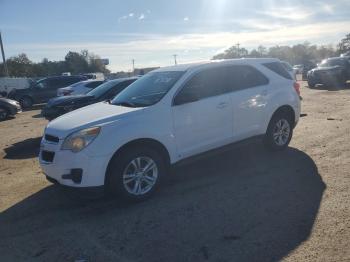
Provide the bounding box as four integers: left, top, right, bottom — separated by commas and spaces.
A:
111, 71, 185, 107
319, 59, 346, 67
86, 80, 118, 98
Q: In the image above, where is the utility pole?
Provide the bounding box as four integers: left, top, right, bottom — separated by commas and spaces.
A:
173, 54, 177, 65
236, 42, 240, 58
132, 59, 135, 75
0, 31, 9, 76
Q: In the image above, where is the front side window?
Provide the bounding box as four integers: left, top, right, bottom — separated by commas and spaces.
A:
174, 67, 231, 105
87, 80, 120, 98
112, 71, 185, 107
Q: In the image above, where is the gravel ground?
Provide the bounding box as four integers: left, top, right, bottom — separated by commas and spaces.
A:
0, 81, 349, 262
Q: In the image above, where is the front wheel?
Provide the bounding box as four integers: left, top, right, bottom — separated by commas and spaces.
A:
19, 96, 33, 109
106, 147, 165, 201
0, 107, 8, 121
264, 114, 293, 151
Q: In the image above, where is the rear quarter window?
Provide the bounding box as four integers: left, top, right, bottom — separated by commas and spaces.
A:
263, 62, 293, 80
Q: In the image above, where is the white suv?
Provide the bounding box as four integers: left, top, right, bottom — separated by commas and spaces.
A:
40, 59, 301, 200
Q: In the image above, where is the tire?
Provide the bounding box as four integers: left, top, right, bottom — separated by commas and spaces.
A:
19, 96, 33, 109
336, 73, 347, 88
264, 112, 293, 151
307, 78, 316, 88
106, 146, 165, 201
0, 107, 8, 121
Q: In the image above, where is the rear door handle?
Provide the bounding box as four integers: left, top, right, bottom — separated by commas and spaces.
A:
217, 102, 228, 109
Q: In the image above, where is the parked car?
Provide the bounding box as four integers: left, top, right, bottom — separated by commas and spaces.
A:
307, 57, 350, 88
57, 80, 105, 96
0, 96, 21, 121
301, 61, 317, 80
40, 58, 301, 201
8, 75, 87, 108
293, 64, 304, 74
42, 78, 138, 120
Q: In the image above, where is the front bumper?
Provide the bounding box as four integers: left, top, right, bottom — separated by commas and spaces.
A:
39, 136, 110, 188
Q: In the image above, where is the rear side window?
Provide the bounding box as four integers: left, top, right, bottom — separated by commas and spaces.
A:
263, 62, 293, 80
228, 65, 269, 91
86, 81, 103, 88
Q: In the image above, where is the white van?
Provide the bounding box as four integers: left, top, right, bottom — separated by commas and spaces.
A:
0, 77, 33, 96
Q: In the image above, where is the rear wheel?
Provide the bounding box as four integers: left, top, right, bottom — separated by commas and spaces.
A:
264, 113, 293, 151
0, 107, 8, 121
19, 96, 33, 109
307, 78, 316, 88
106, 147, 165, 201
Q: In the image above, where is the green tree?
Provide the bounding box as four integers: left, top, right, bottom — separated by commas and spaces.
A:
6, 53, 33, 77
338, 34, 350, 53
64, 51, 89, 74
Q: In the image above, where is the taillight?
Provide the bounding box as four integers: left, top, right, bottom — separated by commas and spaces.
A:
293, 82, 301, 96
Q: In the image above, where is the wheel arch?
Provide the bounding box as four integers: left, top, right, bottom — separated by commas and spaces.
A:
104, 138, 171, 184
268, 105, 296, 130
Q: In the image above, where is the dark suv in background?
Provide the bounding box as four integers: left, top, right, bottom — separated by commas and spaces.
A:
307, 57, 350, 88
8, 75, 87, 108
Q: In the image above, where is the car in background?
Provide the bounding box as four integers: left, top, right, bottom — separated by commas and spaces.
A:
40, 58, 300, 201
281, 61, 296, 79
57, 80, 104, 96
307, 57, 350, 88
0, 96, 21, 121
8, 75, 87, 108
42, 77, 138, 120
301, 61, 317, 80
293, 64, 304, 74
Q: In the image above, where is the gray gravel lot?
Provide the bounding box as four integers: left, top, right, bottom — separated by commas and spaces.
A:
0, 81, 349, 262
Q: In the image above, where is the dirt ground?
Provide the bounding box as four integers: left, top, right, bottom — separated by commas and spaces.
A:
0, 81, 349, 262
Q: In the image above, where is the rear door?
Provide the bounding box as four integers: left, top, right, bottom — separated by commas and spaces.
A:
172, 66, 233, 158
229, 65, 270, 140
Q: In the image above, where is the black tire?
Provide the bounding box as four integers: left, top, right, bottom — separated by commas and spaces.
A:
307, 79, 316, 88
0, 107, 8, 121
264, 112, 293, 151
336, 73, 347, 88
19, 96, 33, 109
106, 146, 165, 201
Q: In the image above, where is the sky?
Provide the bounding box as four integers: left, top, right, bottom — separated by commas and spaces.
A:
1, 0, 350, 72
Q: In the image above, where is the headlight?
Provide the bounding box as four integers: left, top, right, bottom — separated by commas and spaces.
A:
61, 126, 101, 152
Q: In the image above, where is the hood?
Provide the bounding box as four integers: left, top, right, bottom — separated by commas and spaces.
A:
45, 102, 144, 138
312, 65, 341, 72
47, 95, 94, 107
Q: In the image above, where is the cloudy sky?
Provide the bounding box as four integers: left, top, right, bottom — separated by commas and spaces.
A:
1, 0, 350, 72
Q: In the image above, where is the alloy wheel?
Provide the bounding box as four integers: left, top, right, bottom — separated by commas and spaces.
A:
273, 119, 291, 146
122, 156, 158, 196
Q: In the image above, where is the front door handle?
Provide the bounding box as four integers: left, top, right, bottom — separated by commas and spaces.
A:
217, 102, 228, 109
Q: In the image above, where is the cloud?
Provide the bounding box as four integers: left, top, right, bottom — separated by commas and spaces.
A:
139, 14, 145, 20
258, 6, 314, 21
184, 17, 189, 22
129, 13, 134, 17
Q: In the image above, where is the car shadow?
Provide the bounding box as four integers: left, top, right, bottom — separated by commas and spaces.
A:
3, 137, 41, 159
0, 144, 325, 262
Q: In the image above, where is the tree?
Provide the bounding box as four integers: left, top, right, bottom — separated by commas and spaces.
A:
64, 51, 89, 74
338, 34, 350, 53
6, 53, 33, 77
212, 45, 248, 59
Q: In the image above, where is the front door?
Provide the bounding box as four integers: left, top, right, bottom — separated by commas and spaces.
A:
172, 66, 233, 159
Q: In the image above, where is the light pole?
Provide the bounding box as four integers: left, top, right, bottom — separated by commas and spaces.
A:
132, 59, 135, 75
0, 31, 9, 76
173, 54, 177, 65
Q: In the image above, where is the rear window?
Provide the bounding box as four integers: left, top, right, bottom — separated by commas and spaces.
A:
263, 62, 293, 80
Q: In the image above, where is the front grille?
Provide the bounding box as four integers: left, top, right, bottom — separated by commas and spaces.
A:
45, 134, 59, 143
41, 151, 55, 163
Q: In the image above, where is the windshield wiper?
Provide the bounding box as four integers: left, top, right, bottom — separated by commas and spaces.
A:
114, 101, 137, 108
